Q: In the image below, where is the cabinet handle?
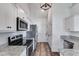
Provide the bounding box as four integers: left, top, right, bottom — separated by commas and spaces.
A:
6, 26, 12, 28
10, 26, 12, 28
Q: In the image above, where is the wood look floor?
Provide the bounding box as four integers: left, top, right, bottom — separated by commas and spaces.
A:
32, 42, 60, 56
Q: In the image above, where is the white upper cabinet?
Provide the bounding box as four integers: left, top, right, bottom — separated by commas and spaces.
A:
0, 4, 17, 32
17, 7, 25, 19
16, 4, 27, 22
65, 15, 79, 31
65, 4, 79, 32
71, 4, 79, 15
5, 4, 17, 31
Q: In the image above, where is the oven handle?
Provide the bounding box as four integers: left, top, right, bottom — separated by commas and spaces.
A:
27, 43, 33, 49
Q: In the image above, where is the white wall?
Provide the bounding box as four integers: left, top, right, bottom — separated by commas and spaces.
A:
46, 8, 52, 48
32, 17, 48, 42
52, 4, 71, 52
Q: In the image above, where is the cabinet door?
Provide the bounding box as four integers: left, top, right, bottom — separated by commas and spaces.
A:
0, 4, 8, 31
4, 4, 17, 31
69, 16, 74, 31
17, 7, 25, 19
17, 6, 27, 22
0, 4, 17, 32
74, 16, 79, 31
65, 16, 74, 31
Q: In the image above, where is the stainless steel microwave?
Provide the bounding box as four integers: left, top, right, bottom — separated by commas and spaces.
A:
16, 17, 28, 31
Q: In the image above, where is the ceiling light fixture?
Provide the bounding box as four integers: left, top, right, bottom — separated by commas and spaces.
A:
40, 3, 52, 11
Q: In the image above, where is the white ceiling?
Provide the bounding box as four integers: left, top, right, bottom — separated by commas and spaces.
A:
27, 3, 72, 19
28, 3, 48, 19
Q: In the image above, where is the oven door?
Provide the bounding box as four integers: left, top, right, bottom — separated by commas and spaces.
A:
26, 44, 33, 56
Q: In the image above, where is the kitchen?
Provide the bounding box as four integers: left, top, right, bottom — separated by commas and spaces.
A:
1, 3, 79, 56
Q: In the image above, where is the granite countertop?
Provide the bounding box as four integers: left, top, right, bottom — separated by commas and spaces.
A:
63, 38, 79, 43
61, 35, 79, 43
0, 46, 26, 56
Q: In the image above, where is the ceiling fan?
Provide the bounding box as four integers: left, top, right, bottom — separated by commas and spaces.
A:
40, 3, 52, 11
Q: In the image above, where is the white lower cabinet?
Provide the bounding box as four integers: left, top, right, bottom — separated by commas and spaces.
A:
0, 3, 17, 32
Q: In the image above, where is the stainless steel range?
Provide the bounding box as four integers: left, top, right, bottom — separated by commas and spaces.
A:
8, 34, 33, 56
